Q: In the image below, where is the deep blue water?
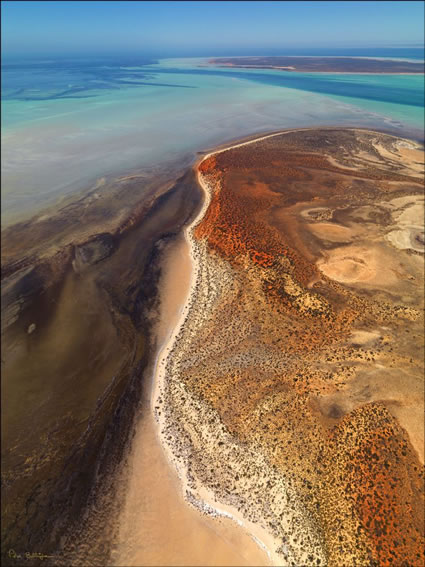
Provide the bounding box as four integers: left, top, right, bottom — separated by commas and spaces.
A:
3, 47, 424, 61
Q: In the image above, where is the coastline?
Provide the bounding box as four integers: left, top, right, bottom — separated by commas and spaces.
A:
151, 127, 324, 565
151, 184, 281, 564
111, 232, 270, 566
207, 55, 424, 74
197, 125, 425, 156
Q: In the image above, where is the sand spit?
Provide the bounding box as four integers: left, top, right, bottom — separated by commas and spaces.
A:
152, 133, 298, 565
153, 128, 424, 566
153, 128, 333, 565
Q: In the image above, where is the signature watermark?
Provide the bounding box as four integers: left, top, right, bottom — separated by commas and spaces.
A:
8, 549, 55, 561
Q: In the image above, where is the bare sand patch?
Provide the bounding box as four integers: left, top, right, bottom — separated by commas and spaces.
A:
316, 241, 421, 290
317, 245, 379, 284
113, 414, 268, 567
307, 222, 356, 242
386, 228, 424, 252
349, 328, 382, 346
390, 195, 424, 227
317, 365, 424, 464
154, 234, 193, 348
373, 140, 424, 175
384, 194, 424, 252
398, 147, 425, 173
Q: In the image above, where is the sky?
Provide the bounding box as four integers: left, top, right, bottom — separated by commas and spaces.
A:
1, 1, 424, 57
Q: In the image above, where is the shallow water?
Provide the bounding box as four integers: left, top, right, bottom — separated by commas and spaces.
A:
2, 55, 424, 225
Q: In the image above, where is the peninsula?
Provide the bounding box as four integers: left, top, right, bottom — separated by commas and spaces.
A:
155, 127, 425, 566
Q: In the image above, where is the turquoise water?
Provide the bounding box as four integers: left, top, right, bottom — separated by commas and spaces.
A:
1, 56, 424, 225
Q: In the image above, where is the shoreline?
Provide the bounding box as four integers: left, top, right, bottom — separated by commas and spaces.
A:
197, 125, 425, 156
207, 55, 424, 74
111, 232, 270, 566
150, 127, 330, 565
151, 136, 270, 562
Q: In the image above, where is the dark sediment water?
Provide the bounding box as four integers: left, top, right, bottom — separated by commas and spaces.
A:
1, 167, 202, 565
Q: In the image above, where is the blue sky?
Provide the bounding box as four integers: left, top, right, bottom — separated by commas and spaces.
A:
2, 1, 424, 56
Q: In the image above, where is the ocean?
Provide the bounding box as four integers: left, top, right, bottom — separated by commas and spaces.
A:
1, 48, 424, 225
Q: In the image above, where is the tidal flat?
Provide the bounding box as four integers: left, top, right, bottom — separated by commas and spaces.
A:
1, 165, 203, 564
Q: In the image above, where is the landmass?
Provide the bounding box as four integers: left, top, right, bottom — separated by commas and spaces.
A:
208, 56, 425, 74
154, 128, 424, 566
2, 127, 424, 566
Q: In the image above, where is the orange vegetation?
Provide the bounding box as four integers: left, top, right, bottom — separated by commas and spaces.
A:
193, 131, 424, 565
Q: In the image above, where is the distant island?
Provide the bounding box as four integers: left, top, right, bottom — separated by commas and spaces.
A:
208, 56, 425, 74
